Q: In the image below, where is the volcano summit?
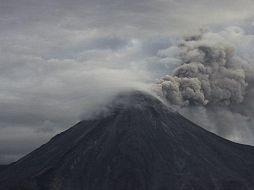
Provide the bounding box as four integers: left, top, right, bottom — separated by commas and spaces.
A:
0, 91, 254, 190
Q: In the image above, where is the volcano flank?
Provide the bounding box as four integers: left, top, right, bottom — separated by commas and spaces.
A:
1, 91, 254, 190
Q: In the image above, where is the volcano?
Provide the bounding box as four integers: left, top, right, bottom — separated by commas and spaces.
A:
1, 91, 254, 190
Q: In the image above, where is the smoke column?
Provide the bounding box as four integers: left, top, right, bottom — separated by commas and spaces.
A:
154, 28, 254, 145
159, 31, 250, 106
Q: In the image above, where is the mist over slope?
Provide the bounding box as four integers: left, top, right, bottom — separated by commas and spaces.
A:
1, 91, 254, 190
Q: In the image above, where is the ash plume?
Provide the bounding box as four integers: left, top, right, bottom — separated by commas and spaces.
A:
159, 32, 250, 107
154, 28, 254, 145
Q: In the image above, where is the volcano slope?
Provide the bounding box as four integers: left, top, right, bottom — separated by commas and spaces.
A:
1, 91, 254, 190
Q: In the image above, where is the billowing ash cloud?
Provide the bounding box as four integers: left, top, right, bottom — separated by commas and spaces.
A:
153, 28, 254, 145
159, 31, 251, 107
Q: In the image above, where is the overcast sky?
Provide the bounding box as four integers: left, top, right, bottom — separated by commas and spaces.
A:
1, 0, 254, 164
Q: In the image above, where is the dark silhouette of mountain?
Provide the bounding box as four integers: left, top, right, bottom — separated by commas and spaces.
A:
1, 91, 254, 190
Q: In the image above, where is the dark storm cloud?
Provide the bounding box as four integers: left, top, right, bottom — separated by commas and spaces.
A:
1, 0, 254, 163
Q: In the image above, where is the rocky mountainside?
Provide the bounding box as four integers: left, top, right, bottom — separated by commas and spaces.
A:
1, 91, 254, 190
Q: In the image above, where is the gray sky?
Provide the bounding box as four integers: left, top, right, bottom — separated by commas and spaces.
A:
1, 0, 254, 164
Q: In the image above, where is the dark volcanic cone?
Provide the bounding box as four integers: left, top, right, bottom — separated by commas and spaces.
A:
1, 91, 254, 190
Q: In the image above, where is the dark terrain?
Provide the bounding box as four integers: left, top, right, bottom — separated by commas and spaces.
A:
1, 91, 254, 190
0, 165, 7, 172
